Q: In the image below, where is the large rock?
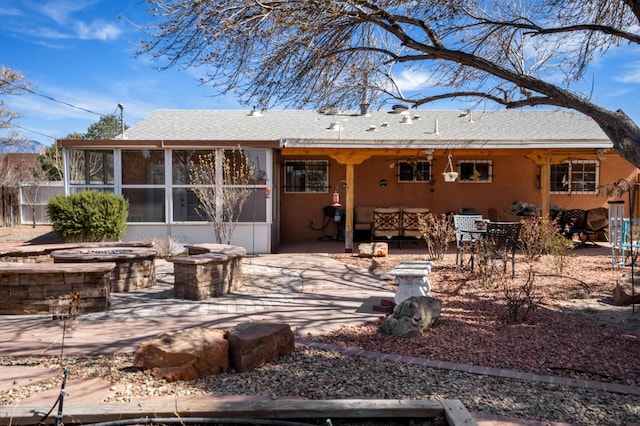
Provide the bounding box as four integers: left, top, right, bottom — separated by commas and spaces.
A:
228, 322, 295, 372
381, 296, 441, 338
613, 274, 640, 306
134, 327, 229, 381
358, 242, 388, 257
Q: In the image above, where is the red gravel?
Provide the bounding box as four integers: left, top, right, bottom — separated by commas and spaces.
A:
323, 251, 640, 387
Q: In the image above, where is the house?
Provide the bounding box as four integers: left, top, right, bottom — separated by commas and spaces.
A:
57, 108, 638, 253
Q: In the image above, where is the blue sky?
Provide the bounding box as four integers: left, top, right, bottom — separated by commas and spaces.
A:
0, 0, 244, 146
1, 0, 640, 147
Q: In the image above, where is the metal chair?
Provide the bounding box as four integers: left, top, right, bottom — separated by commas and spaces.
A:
453, 214, 483, 267
373, 207, 401, 246
621, 218, 640, 266
401, 208, 430, 239
486, 221, 522, 278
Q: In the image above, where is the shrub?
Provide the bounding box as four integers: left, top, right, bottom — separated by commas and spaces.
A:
519, 215, 561, 262
545, 233, 575, 274
47, 191, 128, 242
419, 212, 455, 260
502, 265, 543, 323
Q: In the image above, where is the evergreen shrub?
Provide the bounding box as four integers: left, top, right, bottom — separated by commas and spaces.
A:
47, 190, 129, 242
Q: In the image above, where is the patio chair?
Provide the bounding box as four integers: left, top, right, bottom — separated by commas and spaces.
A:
373, 207, 402, 246
401, 207, 430, 239
620, 218, 640, 266
453, 214, 483, 267
486, 221, 522, 278
354, 206, 375, 241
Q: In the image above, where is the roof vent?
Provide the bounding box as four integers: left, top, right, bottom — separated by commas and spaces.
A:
322, 106, 340, 115
399, 114, 413, 124
381, 121, 389, 127
392, 104, 409, 113
367, 125, 377, 132
248, 109, 263, 117
327, 121, 341, 131
360, 102, 370, 116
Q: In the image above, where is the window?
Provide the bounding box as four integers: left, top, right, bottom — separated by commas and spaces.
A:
68, 149, 114, 186
458, 160, 492, 183
284, 160, 328, 193
398, 160, 431, 182
550, 160, 599, 194
122, 150, 166, 222
122, 150, 165, 184
171, 149, 269, 223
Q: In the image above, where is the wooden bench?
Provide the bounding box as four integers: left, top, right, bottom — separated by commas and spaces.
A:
168, 244, 247, 300
0, 262, 115, 315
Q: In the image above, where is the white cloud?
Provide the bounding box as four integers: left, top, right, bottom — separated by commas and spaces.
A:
394, 69, 435, 92
40, 0, 98, 25
75, 21, 122, 41
0, 4, 23, 17
6, 1, 122, 42
615, 61, 640, 84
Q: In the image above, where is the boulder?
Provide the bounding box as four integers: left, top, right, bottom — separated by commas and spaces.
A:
613, 274, 640, 306
228, 322, 295, 372
381, 296, 441, 338
358, 242, 388, 258
134, 327, 229, 381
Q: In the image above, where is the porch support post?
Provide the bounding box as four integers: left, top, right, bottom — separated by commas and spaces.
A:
329, 151, 372, 253
345, 164, 355, 253
540, 159, 550, 216
526, 151, 565, 217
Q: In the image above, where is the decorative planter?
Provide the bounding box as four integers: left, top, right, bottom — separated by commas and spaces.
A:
442, 171, 458, 182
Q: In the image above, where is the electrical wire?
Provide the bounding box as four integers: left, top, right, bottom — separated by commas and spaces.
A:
0, 77, 106, 117
4, 122, 57, 140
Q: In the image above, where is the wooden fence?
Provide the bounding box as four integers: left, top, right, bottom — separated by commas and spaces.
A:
0, 185, 19, 228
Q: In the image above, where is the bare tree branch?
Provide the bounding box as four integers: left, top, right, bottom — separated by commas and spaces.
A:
136, 0, 640, 167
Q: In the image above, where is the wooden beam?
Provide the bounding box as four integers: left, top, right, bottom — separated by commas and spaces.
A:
0, 399, 476, 425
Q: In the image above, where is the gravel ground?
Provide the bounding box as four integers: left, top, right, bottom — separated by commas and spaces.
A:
1, 227, 640, 424
1, 348, 639, 425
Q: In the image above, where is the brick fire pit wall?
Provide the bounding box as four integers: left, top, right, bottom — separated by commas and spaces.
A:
0, 262, 114, 315
50, 247, 157, 292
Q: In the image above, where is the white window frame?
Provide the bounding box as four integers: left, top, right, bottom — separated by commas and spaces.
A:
397, 160, 432, 183
284, 160, 329, 193
550, 160, 600, 195
457, 160, 492, 183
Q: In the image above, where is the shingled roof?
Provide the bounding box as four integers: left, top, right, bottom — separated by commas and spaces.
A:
121, 108, 612, 150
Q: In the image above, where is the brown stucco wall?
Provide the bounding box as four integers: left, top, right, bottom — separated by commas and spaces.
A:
279, 153, 638, 243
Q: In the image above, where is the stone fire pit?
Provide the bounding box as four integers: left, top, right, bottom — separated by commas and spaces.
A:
51, 247, 157, 292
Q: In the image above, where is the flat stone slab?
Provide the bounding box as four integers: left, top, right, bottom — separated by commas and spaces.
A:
185, 244, 247, 257
50, 247, 157, 262
389, 260, 433, 275
168, 253, 236, 264
0, 242, 153, 258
